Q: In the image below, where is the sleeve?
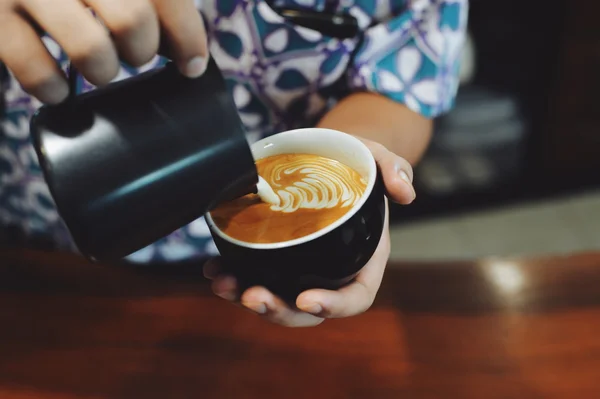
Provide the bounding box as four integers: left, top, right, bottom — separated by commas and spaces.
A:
348, 0, 469, 118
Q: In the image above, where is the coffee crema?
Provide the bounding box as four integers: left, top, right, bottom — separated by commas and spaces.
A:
210, 153, 367, 244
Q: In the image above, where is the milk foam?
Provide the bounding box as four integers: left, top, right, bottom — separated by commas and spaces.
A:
266, 158, 366, 213
256, 176, 280, 206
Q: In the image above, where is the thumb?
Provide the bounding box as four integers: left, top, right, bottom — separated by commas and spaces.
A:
360, 140, 416, 205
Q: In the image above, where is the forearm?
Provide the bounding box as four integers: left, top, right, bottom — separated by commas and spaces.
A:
316, 92, 433, 165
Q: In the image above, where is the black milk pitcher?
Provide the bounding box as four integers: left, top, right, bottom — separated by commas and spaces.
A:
31, 59, 257, 261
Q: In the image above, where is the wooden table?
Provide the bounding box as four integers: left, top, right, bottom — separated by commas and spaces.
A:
1, 249, 599, 398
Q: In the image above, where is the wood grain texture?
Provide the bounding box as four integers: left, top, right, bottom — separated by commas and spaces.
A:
1, 249, 599, 398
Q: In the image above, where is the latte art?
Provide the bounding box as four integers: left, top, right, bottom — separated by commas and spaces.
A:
266, 157, 367, 213
210, 154, 367, 244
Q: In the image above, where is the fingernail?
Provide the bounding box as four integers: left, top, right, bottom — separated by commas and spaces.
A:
39, 75, 69, 104
298, 302, 322, 315
396, 166, 416, 201
395, 165, 412, 184
243, 302, 267, 315
184, 56, 208, 78
213, 275, 237, 301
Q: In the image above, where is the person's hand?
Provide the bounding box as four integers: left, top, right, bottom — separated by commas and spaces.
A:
203, 137, 416, 327
0, 0, 208, 104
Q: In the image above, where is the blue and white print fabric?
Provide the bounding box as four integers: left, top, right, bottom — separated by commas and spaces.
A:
0, 0, 468, 263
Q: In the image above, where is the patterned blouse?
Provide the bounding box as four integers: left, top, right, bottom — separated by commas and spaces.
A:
0, 0, 468, 263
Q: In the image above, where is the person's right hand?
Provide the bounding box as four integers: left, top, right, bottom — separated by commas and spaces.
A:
0, 0, 209, 104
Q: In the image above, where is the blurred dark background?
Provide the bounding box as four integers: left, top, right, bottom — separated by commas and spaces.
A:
390, 0, 600, 224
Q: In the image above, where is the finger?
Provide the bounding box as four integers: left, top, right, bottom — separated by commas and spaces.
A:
22, 0, 119, 85
152, 0, 209, 78
241, 287, 324, 327
296, 251, 388, 318
0, 14, 68, 104
297, 283, 373, 319
211, 275, 238, 301
365, 141, 415, 205
297, 204, 391, 318
82, 0, 160, 67
202, 258, 221, 280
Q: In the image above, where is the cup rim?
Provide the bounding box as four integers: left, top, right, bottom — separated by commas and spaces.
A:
205, 128, 377, 250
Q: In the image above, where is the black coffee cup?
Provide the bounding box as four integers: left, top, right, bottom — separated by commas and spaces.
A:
31, 60, 258, 261
205, 128, 386, 301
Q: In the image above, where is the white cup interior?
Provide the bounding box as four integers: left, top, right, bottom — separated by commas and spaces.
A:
205, 128, 377, 249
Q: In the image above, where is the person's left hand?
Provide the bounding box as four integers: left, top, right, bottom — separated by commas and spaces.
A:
203, 137, 416, 327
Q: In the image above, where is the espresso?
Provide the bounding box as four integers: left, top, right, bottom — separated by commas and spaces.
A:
210, 153, 367, 243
